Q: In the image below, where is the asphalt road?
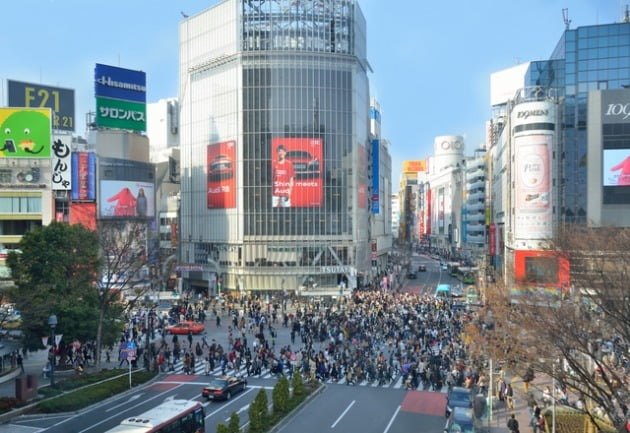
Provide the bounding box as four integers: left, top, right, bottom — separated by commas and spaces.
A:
404, 253, 463, 297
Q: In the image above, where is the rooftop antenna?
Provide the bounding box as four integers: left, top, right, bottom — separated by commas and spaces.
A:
562, 8, 571, 30
624, 4, 630, 23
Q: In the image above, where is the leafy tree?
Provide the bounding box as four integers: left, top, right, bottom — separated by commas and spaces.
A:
95, 221, 154, 368
227, 412, 240, 433
248, 388, 268, 433
215, 423, 228, 433
272, 375, 290, 413
6, 222, 102, 350
472, 225, 629, 432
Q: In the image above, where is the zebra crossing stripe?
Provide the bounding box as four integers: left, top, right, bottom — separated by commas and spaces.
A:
167, 360, 447, 393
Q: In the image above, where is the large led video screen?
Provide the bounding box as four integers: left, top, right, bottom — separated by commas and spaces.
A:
270, 137, 323, 208
207, 140, 236, 209
100, 180, 155, 218
603, 149, 630, 186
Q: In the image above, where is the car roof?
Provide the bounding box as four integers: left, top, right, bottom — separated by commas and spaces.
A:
450, 386, 470, 394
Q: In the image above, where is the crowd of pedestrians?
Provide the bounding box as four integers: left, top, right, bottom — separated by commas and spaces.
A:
116, 287, 491, 398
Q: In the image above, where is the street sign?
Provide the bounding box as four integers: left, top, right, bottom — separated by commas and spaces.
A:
126, 349, 136, 361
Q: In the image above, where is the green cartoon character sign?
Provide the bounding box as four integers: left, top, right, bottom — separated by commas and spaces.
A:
0, 108, 51, 158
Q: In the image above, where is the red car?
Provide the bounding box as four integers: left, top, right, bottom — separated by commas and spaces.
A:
208, 154, 233, 181
285, 150, 320, 179
165, 321, 205, 335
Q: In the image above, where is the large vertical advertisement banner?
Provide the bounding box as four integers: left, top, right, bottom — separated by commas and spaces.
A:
51, 135, 71, 190
207, 140, 236, 209
514, 134, 552, 240
270, 137, 322, 207
357, 144, 367, 208
0, 108, 51, 158
71, 152, 96, 201
438, 188, 445, 232
371, 139, 380, 213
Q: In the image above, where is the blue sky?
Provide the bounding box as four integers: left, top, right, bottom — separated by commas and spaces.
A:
2, 0, 624, 182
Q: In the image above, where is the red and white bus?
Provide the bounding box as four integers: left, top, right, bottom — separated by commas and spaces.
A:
105, 399, 204, 433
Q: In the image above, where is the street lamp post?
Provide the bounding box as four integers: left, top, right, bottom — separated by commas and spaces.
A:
48, 314, 58, 388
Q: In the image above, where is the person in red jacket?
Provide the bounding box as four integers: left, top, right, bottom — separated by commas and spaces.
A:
106, 187, 137, 216
610, 155, 630, 185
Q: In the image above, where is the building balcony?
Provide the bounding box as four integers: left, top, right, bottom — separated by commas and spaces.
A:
466, 212, 485, 223
465, 234, 485, 244
467, 191, 485, 201
466, 180, 485, 190
466, 166, 485, 178
466, 201, 485, 212
467, 226, 485, 235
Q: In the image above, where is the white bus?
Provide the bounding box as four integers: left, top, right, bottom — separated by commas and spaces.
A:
105, 399, 204, 433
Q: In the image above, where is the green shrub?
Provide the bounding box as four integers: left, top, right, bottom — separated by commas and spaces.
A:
216, 423, 229, 433
36, 370, 155, 413
291, 372, 304, 398
248, 389, 269, 433
228, 412, 240, 433
272, 376, 290, 414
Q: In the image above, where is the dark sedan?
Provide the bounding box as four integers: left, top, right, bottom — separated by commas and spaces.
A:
202, 375, 247, 401
407, 271, 417, 279
445, 386, 473, 417
418, 264, 427, 272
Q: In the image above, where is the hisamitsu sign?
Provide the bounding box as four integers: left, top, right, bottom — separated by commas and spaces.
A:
94, 63, 146, 103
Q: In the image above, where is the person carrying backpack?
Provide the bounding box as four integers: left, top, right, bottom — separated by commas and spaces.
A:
507, 413, 520, 433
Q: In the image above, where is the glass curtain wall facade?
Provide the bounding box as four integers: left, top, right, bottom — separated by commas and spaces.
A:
179, 0, 371, 295
526, 22, 630, 223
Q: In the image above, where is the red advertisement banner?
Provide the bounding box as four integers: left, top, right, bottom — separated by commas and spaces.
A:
78, 152, 89, 200
271, 137, 323, 207
358, 145, 367, 208
207, 140, 236, 209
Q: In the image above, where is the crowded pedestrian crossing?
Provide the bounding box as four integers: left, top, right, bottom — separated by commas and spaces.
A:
167, 358, 448, 392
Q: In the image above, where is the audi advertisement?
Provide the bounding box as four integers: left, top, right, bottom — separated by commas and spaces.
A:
207, 140, 236, 209
271, 137, 322, 208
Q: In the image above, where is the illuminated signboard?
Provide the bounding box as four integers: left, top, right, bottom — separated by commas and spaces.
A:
207, 140, 236, 209
94, 63, 146, 103
270, 137, 323, 208
95, 97, 146, 132
7, 80, 75, 132
0, 108, 51, 158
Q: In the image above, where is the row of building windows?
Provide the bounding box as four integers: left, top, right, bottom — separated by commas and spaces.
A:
0, 197, 41, 214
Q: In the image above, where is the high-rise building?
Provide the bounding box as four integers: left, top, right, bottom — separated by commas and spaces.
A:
487, 17, 630, 293
525, 18, 630, 223
178, 0, 372, 296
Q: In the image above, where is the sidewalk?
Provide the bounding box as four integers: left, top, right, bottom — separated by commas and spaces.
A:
0, 345, 123, 399
486, 371, 554, 433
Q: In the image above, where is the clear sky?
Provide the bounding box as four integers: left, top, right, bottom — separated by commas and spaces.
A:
2, 0, 625, 183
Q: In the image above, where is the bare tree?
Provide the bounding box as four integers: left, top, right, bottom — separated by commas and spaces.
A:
95, 220, 155, 369
471, 225, 629, 432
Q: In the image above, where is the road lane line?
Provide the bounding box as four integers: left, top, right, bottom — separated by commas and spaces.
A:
331, 400, 355, 428
383, 405, 401, 433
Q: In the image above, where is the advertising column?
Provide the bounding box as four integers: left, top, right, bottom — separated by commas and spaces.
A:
511, 101, 555, 241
